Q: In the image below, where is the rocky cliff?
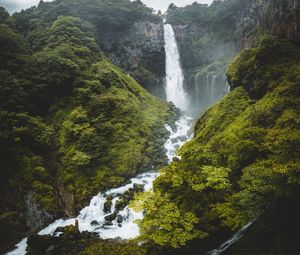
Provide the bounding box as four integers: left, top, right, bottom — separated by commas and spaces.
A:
236, 0, 300, 48
99, 19, 166, 98
9, 0, 166, 97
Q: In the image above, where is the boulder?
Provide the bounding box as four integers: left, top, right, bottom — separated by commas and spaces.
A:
117, 214, 123, 224
104, 212, 117, 222
90, 220, 99, 226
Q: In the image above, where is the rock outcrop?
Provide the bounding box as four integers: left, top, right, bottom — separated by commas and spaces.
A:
25, 192, 54, 232
99, 19, 166, 98
236, 0, 300, 48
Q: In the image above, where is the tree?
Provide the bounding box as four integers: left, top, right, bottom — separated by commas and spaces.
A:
0, 7, 9, 23
131, 191, 206, 248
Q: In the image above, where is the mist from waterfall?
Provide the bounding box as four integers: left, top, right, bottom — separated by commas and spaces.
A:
164, 24, 189, 112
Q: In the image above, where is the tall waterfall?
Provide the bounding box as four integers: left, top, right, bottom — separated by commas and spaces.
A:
164, 24, 189, 112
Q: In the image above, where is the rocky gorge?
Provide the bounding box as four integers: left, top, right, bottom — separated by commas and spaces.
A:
0, 0, 300, 254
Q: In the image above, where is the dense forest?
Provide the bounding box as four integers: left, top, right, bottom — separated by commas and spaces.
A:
0, 0, 299, 254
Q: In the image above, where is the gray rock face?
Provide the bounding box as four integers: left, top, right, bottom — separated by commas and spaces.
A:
172, 24, 235, 72
99, 19, 166, 98
236, 0, 300, 48
25, 191, 53, 232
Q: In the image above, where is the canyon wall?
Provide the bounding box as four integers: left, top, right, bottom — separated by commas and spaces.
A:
99, 19, 166, 98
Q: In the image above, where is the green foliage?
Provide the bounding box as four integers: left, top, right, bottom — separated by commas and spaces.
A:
0, 7, 9, 23
24, 16, 103, 112
10, 0, 157, 35
0, 6, 173, 251
0, 24, 29, 71
166, 3, 211, 25
166, 0, 246, 25
136, 36, 300, 248
8, 0, 161, 90
54, 59, 172, 208
227, 35, 300, 98
80, 240, 146, 255
132, 191, 206, 248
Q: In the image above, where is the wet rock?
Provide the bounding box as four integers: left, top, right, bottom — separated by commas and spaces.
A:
117, 214, 123, 224
172, 157, 180, 162
105, 212, 117, 222
75, 219, 79, 231
25, 191, 54, 232
27, 226, 101, 254
115, 199, 127, 212
103, 222, 113, 228
171, 138, 178, 143
178, 135, 188, 142
100, 20, 166, 93
103, 197, 112, 214
27, 234, 55, 254
45, 245, 55, 253
54, 227, 65, 233
133, 183, 145, 192
90, 220, 99, 226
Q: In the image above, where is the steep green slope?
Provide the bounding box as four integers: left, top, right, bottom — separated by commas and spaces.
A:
133, 35, 300, 252
8, 0, 165, 95
0, 13, 174, 253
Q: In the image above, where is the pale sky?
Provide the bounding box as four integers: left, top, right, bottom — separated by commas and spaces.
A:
0, 0, 213, 14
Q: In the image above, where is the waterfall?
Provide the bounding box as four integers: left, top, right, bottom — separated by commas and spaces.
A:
164, 24, 189, 112
191, 71, 229, 113
211, 74, 218, 102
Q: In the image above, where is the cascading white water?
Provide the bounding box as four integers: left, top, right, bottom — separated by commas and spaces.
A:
164, 24, 189, 112
6, 115, 193, 255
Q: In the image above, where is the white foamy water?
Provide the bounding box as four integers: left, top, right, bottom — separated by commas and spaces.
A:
165, 115, 193, 162
6, 115, 193, 255
164, 24, 189, 112
6, 238, 27, 255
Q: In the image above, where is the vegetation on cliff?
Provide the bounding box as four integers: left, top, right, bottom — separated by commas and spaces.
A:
8, 0, 164, 94
0, 6, 174, 253
1, 0, 300, 254
133, 35, 300, 251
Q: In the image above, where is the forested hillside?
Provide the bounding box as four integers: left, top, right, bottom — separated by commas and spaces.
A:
134, 35, 300, 254
9, 0, 166, 96
0, 0, 299, 255
0, 3, 176, 253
